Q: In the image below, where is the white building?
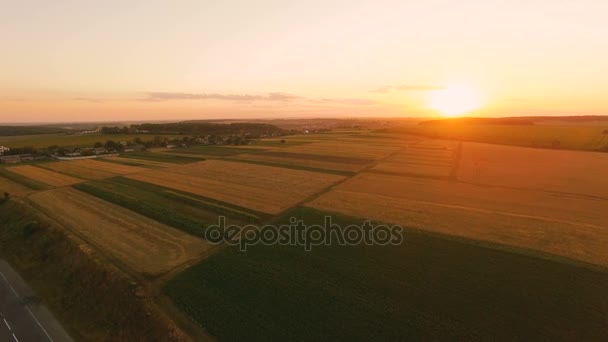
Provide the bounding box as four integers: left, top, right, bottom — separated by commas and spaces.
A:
0, 146, 10, 156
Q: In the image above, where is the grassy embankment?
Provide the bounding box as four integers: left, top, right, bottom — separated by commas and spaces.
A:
0, 199, 185, 341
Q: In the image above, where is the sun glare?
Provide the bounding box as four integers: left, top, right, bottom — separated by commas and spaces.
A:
428, 83, 482, 117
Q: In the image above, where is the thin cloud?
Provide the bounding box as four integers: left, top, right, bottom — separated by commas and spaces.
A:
315, 98, 377, 105
395, 84, 443, 91
142, 92, 301, 102
371, 84, 443, 93
73, 97, 105, 103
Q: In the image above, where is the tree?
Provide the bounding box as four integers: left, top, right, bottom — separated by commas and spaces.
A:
280, 139, 286, 144
105, 140, 118, 150
94, 142, 103, 148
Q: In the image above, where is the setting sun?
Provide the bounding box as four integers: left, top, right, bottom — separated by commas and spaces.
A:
428, 84, 482, 117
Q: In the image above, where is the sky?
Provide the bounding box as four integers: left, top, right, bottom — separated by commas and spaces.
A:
1, 0, 607, 122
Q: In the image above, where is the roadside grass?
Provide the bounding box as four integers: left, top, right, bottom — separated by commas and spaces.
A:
0, 199, 179, 341
165, 207, 608, 341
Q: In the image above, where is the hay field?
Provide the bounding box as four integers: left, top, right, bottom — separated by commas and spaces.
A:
7, 165, 83, 186
28, 188, 210, 275
308, 173, 608, 266
0, 175, 33, 196
458, 142, 608, 198
40, 161, 117, 180
370, 140, 457, 177
126, 160, 344, 214
67, 159, 147, 175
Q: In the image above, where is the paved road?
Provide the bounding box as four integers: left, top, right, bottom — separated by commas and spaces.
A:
0, 260, 72, 342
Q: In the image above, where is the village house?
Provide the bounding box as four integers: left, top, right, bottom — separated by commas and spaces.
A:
0, 155, 21, 164
0, 146, 10, 156
19, 154, 34, 162
93, 147, 108, 155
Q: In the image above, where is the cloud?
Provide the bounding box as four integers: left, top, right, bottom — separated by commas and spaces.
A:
142, 92, 301, 102
371, 84, 443, 93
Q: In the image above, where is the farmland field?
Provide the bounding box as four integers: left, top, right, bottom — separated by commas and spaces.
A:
394, 123, 608, 151
308, 172, 608, 267
230, 153, 366, 172
28, 188, 210, 276
0, 174, 33, 197
277, 141, 402, 159
3, 125, 608, 341
74, 177, 255, 238
38, 161, 118, 180
118, 151, 202, 164
165, 145, 266, 156
165, 207, 608, 341
105, 156, 176, 168
458, 142, 608, 198
65, 158, 147, 175
7, 165, 83, 186
126, 160, 344, 214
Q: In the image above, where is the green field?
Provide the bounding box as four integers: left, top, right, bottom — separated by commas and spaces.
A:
0, 167, 50, 190
394, 124, 608, 151
121, 151, 203, 164
165, 207, 608, 341
166, 145, 267, 156
73, 177, 261, 238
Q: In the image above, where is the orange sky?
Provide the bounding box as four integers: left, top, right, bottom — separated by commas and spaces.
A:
1, 0, 607, 122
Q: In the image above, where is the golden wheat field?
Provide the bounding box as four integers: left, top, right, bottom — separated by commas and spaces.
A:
40, 161, 118, 180
369, 141, 457, 177
67, 159, 147, 175
457, 142, 608, 198
7, 165, 83, 186
307, 172, 608, 267
28, 188, 210, 275
0, 175, 33, 197
371, 162, 452, 177
127, 160, 344, 214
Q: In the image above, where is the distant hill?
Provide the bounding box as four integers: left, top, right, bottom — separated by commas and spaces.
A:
0, 125, 75, 136
130, 122, 285, 136
420, 117, 535, 126
419, 115, 608, 126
